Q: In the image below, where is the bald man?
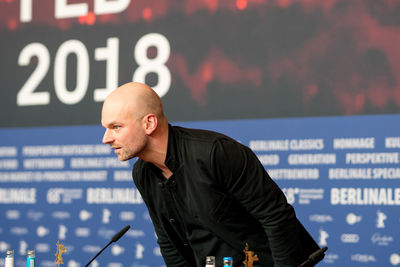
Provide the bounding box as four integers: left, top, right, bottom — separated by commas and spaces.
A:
101, 82, 321, 267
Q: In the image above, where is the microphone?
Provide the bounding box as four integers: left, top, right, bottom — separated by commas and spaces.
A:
85, 225, 131, 267
299, 246, 328, 267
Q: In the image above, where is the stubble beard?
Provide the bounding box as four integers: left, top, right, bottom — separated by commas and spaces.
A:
116, 148, 135, 161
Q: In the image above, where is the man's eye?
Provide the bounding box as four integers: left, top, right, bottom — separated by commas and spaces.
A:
113, 126, 120, 130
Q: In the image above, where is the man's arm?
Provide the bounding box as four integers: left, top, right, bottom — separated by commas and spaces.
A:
211, 138, 304, 266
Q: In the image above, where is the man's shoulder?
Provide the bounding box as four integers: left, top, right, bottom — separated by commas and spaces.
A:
171, 125, 231, 144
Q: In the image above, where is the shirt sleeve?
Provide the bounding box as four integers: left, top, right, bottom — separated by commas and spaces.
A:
211, 138, 303, 266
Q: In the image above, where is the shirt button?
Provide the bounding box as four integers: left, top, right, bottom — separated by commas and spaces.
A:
169, 218, 175, 223
158, 182, 164, 188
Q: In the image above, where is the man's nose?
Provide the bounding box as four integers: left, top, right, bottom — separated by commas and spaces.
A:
102, 129, 113, 144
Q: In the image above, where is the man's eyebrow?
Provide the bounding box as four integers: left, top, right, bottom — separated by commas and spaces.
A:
104, 121, 120, 127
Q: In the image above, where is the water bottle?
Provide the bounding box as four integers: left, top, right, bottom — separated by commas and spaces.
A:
5, 250, 14, 267
205, 256, 215, 267
223, 256, 233, 267
26, 250, 35, 267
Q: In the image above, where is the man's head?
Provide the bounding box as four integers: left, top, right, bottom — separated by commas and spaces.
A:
101, 82, 167, 161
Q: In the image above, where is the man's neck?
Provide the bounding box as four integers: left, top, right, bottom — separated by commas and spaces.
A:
141, 122, 172, 178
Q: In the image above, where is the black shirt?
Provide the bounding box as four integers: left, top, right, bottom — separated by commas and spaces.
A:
133, 125, 320, 267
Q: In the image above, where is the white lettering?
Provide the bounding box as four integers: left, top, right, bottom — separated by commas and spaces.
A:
289, 139, 324, 150
249, 140, 289, 151
55, 0, 88, 19
22, 145, 111, 156
331, 188, 400, 205
24, 158, 64, 169
0, 147, 17, 157
329, 168, 372, 179
87, 188, 143, 204
0, 159, 18, 170
257, 154, 279, 165
20, 0, 32, 22
333, 137, 375, 149
94, 0, 130, 14
0, 171, 107, 182
288, 153, 335, 165
268, 168, 319, 180
385, 137, 400, 148
346, 153, 399, 164
0, 188, 36, 203
70, 157, 129, 168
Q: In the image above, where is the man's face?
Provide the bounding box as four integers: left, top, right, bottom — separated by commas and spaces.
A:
101, 100, 148, 161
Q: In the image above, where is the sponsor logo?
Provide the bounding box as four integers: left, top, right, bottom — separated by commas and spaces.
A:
346, 213, 362, 225
27, 210, 44, 221
10, 227, 28, 235
111, 244, 125, 256
52, 211, 71, 220
35, 243, 50, 253
58, 225, 68, 240
319, 228, 329, 246
75, 227, 90, 237
98, 228, 115, 239
351, 254, 376, 263
67, 260, 80, 267
0, 241, 10, 252
391, 253, 400, 266
103, 208, 111, 224
323, 253, 339, 264
371, 232, 394, 246
377, 210, 387, 228
37, 226, 50, 237
19, 240, 28, 255
6, 210, 20, 220
153, 247, 162, 256
83, 245, 102, 254
80, 209, 93, 221
47, 188, 83, 204
309, 214, 333, 223
135, 243, 145, 259
120, 211, 135, 221
341, 233, 360, 243
126, 230, 145, 238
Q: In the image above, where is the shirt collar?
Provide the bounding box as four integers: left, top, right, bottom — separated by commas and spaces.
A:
164, 124, 180, 172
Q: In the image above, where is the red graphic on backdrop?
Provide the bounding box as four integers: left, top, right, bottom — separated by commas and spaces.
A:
1, 0, 400, 117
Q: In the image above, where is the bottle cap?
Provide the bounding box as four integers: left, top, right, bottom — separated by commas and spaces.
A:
27, 250, 35, 257
6, 250, 14, 257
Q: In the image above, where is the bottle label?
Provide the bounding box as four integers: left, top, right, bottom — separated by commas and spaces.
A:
5, 258, 14, 267
26, 257, 35, 267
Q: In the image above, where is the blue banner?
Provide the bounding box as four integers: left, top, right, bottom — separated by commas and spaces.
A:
1, 114, 399, 266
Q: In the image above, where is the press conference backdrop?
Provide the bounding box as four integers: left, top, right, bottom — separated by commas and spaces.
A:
1, 0, 400, 266
1, 116, 400, 267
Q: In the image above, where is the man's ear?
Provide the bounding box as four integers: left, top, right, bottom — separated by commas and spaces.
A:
143, 114, 157, 135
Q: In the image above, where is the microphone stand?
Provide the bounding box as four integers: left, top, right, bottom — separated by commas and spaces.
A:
85, 225, 131, 267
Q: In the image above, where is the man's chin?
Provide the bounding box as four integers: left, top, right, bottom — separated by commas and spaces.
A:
117, 154, 134, 162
